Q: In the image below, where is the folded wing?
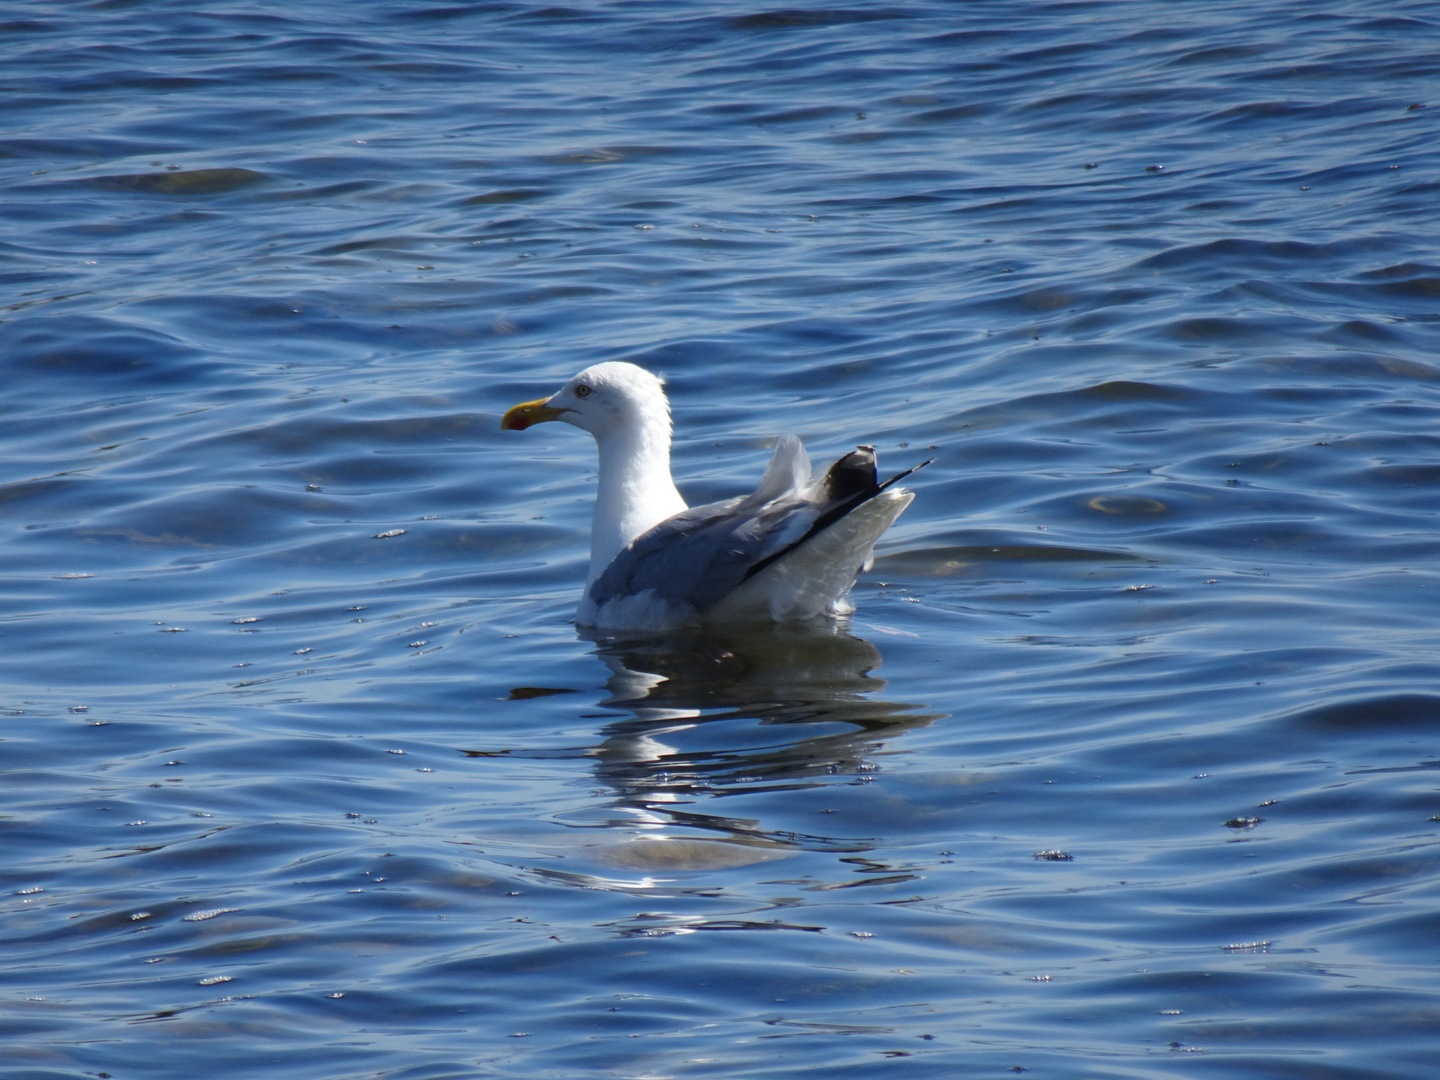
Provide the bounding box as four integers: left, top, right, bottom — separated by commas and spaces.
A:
586, 439, 931, 627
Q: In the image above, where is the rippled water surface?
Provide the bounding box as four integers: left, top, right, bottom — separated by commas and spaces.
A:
4, 2, 1440, 1077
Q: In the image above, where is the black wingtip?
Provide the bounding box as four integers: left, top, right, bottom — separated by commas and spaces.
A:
740, 451, 933, 586
877, 456, 936, 492
820, 445, 879, 502
822, 447, 933, 502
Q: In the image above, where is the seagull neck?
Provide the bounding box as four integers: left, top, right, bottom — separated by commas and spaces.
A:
589, 424, 685, 583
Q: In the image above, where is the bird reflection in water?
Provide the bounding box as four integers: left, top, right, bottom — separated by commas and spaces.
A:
571, 621, 942, 875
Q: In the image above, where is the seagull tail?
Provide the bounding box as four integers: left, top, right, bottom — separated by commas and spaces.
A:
741, 448, 933, 586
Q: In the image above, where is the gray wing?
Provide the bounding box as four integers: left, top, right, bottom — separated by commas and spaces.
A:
587, 441, 930, 617
587, 494, 817, 613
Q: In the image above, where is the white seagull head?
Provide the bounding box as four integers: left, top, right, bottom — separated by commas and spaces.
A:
501, 361, 671, 440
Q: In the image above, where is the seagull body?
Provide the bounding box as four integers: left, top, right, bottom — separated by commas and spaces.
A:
501, 362, 926, 631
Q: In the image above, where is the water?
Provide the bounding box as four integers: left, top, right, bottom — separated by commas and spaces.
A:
3, 2, 1439, 1076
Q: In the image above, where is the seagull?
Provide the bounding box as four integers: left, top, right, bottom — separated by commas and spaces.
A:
501, 362, 929, 631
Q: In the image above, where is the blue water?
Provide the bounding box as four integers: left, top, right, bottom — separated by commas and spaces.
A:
3, 2, 1440, 1077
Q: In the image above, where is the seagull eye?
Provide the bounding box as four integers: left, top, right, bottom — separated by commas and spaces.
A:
574, 385, 592, 399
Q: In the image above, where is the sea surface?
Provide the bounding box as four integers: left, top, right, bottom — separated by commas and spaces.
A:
3, 2, 1439, 1078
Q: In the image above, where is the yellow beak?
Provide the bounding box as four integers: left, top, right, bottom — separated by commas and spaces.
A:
501, 397, 568, 431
